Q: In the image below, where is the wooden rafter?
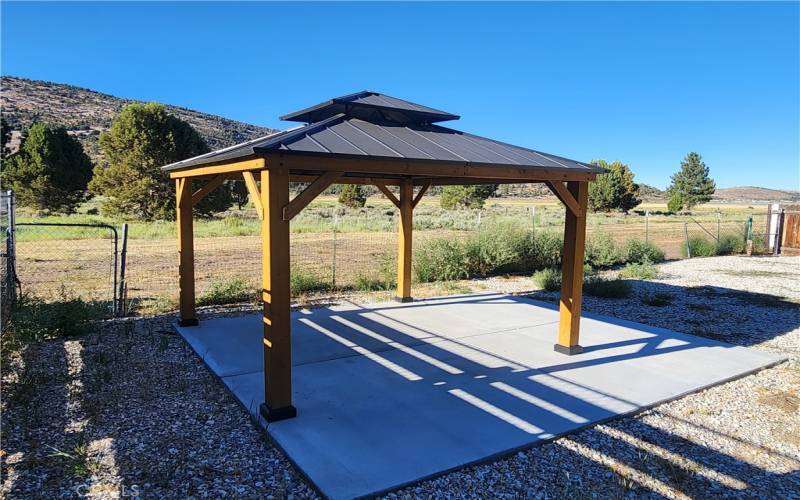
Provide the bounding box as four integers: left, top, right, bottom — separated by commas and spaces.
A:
374, 181, 400, 208
243, 171, 264, 220
265, 152, 597, 182
283, 171, 342, 221
169, 158, 265, 179
546, 180, 582, 217
412, 182, 430, 209
191, 175, 226, 206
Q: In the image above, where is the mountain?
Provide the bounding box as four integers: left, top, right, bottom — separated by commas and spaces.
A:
639, 183, 665, 200
712, 186, 800, 204
1, 76, 277, 164
3, 76, 796, 206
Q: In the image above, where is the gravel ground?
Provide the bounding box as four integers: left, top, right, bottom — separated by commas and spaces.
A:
2, 255, 798, 498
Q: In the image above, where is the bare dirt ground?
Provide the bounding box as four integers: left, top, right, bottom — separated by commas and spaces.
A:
2, 255, 797, 498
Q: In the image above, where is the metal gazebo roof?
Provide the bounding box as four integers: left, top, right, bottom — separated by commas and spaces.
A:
167, 90, 600, 425
163, 91, 603, 178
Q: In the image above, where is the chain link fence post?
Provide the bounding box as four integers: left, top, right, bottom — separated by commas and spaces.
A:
117, 223, 128, 316
684, 222, 691, 258
331, 212, 338, 290
1, 190, 17, 331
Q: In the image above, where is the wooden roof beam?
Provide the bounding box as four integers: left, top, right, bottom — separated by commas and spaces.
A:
169, 157, 265, 179
265, 153, 596, 182
283, 171, 342, 221
191, 175, 227, 206
412, 182, 430, 209
374, 181, 400, 208
546, 180, 583, 217
242, 171, 264, 220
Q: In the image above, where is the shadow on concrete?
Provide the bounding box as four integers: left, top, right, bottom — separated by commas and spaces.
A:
178, 288, 793, 497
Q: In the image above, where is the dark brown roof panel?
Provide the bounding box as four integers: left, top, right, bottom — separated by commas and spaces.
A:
280, 91, 459, 124
162, 93, 604, 175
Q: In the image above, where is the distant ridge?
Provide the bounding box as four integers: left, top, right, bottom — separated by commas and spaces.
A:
712, 186, 800, 204
0, 75, 277, 164
2, 76, 797, 204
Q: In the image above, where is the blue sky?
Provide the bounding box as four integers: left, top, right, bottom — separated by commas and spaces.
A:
2, 1, 798, 190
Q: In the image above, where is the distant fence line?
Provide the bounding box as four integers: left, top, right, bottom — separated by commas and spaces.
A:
7, 219, 766, 319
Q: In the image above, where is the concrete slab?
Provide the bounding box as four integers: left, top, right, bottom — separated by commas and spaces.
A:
176, 293, 784, 499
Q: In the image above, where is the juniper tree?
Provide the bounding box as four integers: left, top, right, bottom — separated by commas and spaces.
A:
440, 184, 497, 209
90, 103, 232, 219
666, 152, 715, 211
588, 160, 641, 212
1, 117, 11, 157
1, 122, 92, 213
338, 184, 367, 208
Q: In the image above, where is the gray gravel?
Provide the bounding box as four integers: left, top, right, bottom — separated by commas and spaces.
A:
2, 255, 798, 498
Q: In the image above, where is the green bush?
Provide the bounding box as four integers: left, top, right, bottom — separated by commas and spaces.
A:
197, 277, 256, 306
583, 277, 632, 298
440, 185, 497, 209
619, 261, 659, 280
464, 221, 529, 276
751, 234, 768, 254
641, 292, 673, 307
529, 230, 564, 269
415, 224, 565, 282
667, 191, 684, 213
532, 268, 561, 291
9, 292, 103, 342
290, 270, 331, 294
584, 233, 625, 268
338, 184, 367, 208
625, 239, 665, 264
685, 237, 717, 257
715, 234, 744, 255
414, 238, 468, 282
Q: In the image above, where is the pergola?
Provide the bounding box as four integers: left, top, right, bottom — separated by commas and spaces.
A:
163, 91, 603, 422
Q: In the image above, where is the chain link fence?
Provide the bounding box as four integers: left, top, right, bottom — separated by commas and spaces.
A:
12, 221, 121, 317
3, 192, 768, 317
1, 190, 17, 329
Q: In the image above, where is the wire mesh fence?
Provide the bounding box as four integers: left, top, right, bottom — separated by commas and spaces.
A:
5, 199, 767, 316
13, 222, 119, 316
1, 190, 16, 329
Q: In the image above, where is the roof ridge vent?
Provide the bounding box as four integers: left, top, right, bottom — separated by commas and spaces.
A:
280, 91, 459, 125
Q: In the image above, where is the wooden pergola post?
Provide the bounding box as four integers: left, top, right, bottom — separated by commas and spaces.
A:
259, 166, 296, 422
555, 181, 589, 355
176, 178, 198, 326
396, 180, 413, 302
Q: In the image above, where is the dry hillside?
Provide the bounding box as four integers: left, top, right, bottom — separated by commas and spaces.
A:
3, 76, 796, 205
1, 76, 277, 164
712, 186, 800, 203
